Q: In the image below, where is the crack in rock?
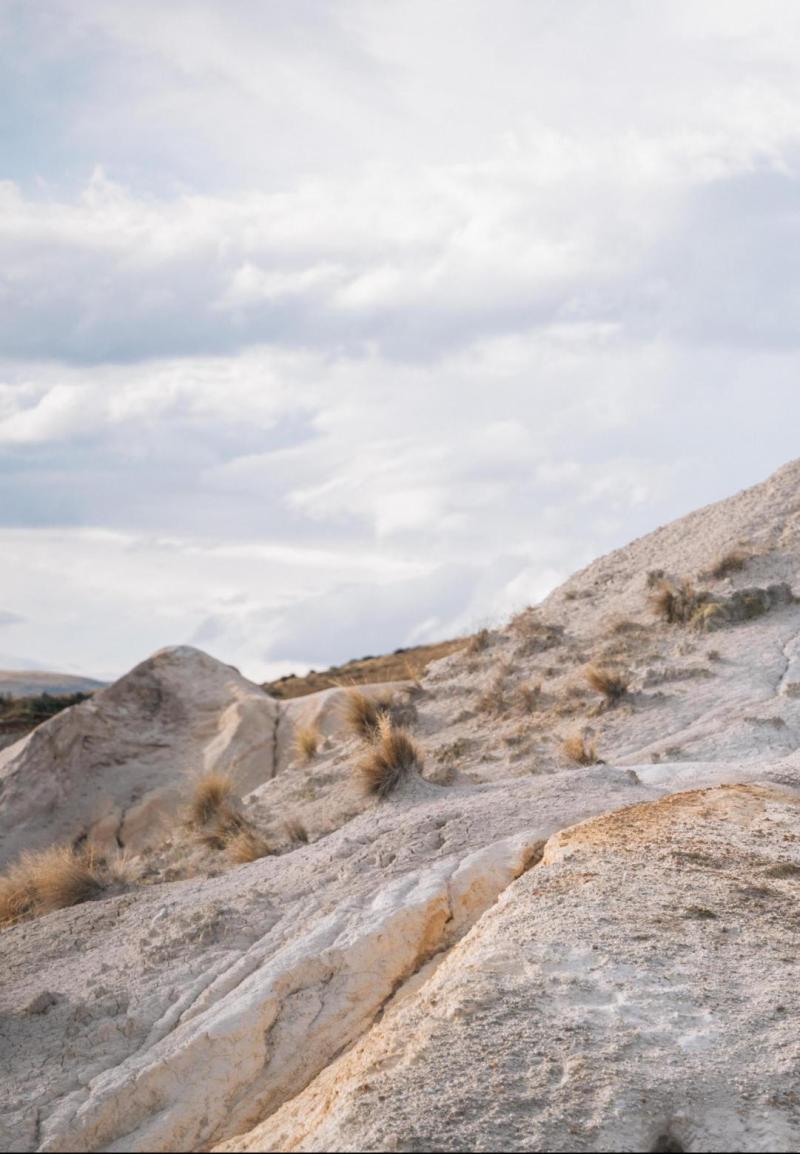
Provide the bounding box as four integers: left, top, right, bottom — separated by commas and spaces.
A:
37, 832, 539, 1153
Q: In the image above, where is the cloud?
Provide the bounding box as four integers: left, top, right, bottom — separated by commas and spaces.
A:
4, 3, 800, 677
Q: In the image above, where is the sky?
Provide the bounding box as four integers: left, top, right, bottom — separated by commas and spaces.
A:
3, 0, 800, 682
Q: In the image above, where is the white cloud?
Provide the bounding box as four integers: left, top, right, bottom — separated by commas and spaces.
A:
3, 3, 800, 677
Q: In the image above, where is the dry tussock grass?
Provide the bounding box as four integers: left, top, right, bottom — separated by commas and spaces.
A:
293, 723, 320, 763
188, 771, 236, 828
186, 770, 272, 861
562, 734, 601, 766
341, 688, 394, 741
706, 549, 750, 580
585, 664, 629, 704
648, 578, 709, 626
357, 716, 423, 799
0, 845, 104, 926
227, 828, 271, 864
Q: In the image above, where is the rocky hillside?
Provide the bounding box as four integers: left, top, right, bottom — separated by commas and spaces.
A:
3, 459, 800, 1152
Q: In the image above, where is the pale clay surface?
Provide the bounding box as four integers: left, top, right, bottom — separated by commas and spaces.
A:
3, 459, 800, 1152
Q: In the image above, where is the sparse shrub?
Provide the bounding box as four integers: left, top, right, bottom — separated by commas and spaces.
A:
707, 649, 722, 662
227, 828, 271, 864
284, 816, 309, 844
294, 723, 320, 763
585, 664, 629, 704
706, 549, 750, 580
562, 734, 601, 766
357, 716, 423, 799
466, 628, 491, 655
341, 688, 394, 741
646, 569, 666, 589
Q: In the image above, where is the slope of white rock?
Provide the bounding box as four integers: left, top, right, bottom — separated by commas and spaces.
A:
0, 646, 278, 867
3, 459, 800, 1153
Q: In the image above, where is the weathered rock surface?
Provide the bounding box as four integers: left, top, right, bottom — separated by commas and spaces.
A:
4, 459, 800, 1152
0, 646, 278, 866
226, 781, 800, 1153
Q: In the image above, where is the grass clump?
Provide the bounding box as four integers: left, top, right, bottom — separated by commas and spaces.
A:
227, 828, 271, 864
186, 770, 272, 860
188, 771, 236, 828
293, 723, 320, 763
357, 716, 423, 799
341, 688, 394, 741
562, 733, 602, 767
706, 549, 750, 580
0, 845, 104, 927
585, 664, 629, 704
648, 578, 706, 625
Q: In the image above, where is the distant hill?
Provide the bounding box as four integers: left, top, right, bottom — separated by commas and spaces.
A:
261, 638, 467, 698
0, 671, 107, 751
0, 670, 107, 698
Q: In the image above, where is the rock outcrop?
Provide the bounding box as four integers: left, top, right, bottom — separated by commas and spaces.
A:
0, 646, 278, 866
4, 459, 800, 1152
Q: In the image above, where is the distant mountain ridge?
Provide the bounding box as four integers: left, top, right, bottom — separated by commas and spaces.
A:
0, 670, 107, 698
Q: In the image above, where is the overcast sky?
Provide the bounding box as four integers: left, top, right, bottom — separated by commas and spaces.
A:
3, 1, 800, 681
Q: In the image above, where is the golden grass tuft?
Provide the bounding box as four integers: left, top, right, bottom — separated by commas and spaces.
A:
185, 771, 275, 861
0, 845, 104, 926
188, 771, 236, 828
357, 716, 423, 799
585, 664, 629, 704
293, 723, 320, 763
227, 828, 271, 864
31, 846, 104, 912
648, 578, 702, 625
0, 862, 35, 925
707, 549, 750, 580
341, 688, 394, 741
562, 733, 601, 767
